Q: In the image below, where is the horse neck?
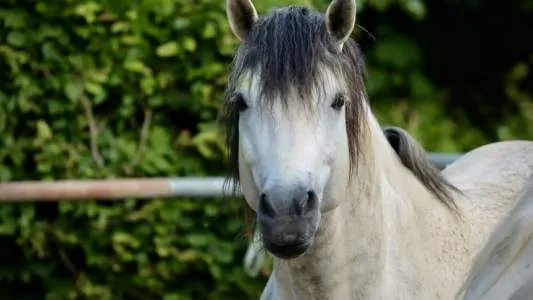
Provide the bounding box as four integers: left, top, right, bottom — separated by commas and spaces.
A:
351, 105, 444, 222
270, 104, 455, 299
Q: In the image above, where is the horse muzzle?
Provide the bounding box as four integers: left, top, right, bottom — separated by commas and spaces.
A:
256, 186, 320, 259
258, 215, 318, 259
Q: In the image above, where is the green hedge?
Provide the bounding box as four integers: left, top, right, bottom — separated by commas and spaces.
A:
0, 0, 531, 299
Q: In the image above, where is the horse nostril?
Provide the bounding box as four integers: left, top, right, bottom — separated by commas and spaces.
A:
259, 193, 276, 218
294, 190, 318, 216
306, 190, 317, 211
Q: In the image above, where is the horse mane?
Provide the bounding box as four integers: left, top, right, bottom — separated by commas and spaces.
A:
383, 127, 460, 212
457, 174, 533, 299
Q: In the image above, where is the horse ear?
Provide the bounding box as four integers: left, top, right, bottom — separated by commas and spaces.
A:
325, 0, 357, 48
226, 0, 259, 41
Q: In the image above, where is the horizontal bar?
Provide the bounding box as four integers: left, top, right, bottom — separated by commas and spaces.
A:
428, 153, 462, 168
0, 177, 229, 203
0, 153, 461, 203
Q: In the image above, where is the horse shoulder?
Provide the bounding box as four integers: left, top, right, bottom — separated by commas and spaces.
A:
442, 140, 533, 212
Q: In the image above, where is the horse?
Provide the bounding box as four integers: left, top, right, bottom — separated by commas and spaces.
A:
219, 0, 533, 298
458, 174, 533, 300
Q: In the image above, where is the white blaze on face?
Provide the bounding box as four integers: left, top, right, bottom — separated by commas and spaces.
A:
236, 67, 349, 213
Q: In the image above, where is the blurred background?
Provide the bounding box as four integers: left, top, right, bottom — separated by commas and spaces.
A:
0, 0, 532, 299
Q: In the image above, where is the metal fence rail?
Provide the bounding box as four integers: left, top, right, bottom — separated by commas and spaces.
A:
0, 153, 461, 203
0, 177, 229, 202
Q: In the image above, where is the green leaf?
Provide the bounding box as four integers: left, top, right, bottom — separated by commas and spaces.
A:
401, 0, 427, 20
111, 21, 131, 33
73, 2, 102, 23
140, 76, 156, 95
3, 11, 27, 28
182, 37, 197, 52
185, 233, 212, 247
120, 34, 143, 45
36, 120, 53, 140
64, 80, 84, 101
112, 231, 141, 249
84, 81, 105, 98
202, 23, 217, 38
124, 59, 151, 75
156, 42, 180, 57
7, 31, 26, 47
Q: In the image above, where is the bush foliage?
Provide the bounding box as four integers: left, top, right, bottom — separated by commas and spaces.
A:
0, 0, 532, 299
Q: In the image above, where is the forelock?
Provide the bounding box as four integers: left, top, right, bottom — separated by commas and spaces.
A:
227, 6, 342, 102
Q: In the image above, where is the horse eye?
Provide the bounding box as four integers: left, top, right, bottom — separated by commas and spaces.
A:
233, 93, 248, 112
331, 94, 345, 110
